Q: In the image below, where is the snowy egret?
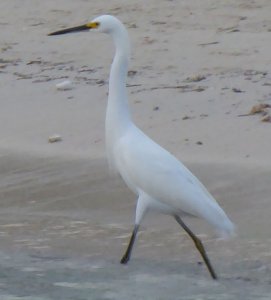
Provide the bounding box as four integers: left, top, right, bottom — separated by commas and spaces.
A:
49, 15, 234, 279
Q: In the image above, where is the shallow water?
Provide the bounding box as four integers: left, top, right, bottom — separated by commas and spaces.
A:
0, 152, 271, 299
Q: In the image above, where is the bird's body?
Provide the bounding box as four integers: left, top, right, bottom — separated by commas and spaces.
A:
49, 15, 234, 279
103, 15, 234, 236
113, 125, 233, 234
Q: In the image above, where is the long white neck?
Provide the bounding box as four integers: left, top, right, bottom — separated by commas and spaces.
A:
105, 24, 132, 165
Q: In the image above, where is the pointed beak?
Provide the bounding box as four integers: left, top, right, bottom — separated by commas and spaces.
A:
48, 22, 99, 36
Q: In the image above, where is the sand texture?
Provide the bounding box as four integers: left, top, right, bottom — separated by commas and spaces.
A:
0, 0, 271, 299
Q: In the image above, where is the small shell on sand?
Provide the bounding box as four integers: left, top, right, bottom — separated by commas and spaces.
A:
249, 103, 270, 115
261, 114, 271, 123
185, 75, 206, 82
56, 80, 73, 91
48, 134, 62, 143
238, 103, 271, 117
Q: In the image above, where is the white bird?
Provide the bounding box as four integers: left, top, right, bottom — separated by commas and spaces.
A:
49, 15, 234, 279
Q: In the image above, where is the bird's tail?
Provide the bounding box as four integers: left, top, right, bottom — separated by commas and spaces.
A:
215, 217, 236, 239
202, 199, 236, 239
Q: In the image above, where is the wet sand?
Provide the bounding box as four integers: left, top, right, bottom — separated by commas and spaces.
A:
1, 154, 271, 299
1, 0, 271, 299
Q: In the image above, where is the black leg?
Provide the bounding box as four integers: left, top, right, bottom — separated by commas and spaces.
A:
174, 215, 218, 280
120, 224, 139, 264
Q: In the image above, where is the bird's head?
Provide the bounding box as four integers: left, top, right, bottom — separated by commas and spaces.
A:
48, 15, 123, 36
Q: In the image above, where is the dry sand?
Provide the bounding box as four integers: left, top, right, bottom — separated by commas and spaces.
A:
1, 0, 271, 299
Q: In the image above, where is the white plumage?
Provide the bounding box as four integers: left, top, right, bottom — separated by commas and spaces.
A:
49, 14, 235, 279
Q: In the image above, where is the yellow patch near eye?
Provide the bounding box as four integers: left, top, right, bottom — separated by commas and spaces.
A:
87, 22, 100, 29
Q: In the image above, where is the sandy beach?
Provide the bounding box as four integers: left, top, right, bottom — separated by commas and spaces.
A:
1, 0, 271, 299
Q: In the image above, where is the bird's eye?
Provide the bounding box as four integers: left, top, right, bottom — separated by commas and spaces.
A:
94, 22, 100, 27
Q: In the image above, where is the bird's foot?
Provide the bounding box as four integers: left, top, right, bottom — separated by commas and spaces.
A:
120, 255, 129, 264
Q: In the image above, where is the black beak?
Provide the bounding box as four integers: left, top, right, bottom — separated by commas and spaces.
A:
48, 24, 89, 36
